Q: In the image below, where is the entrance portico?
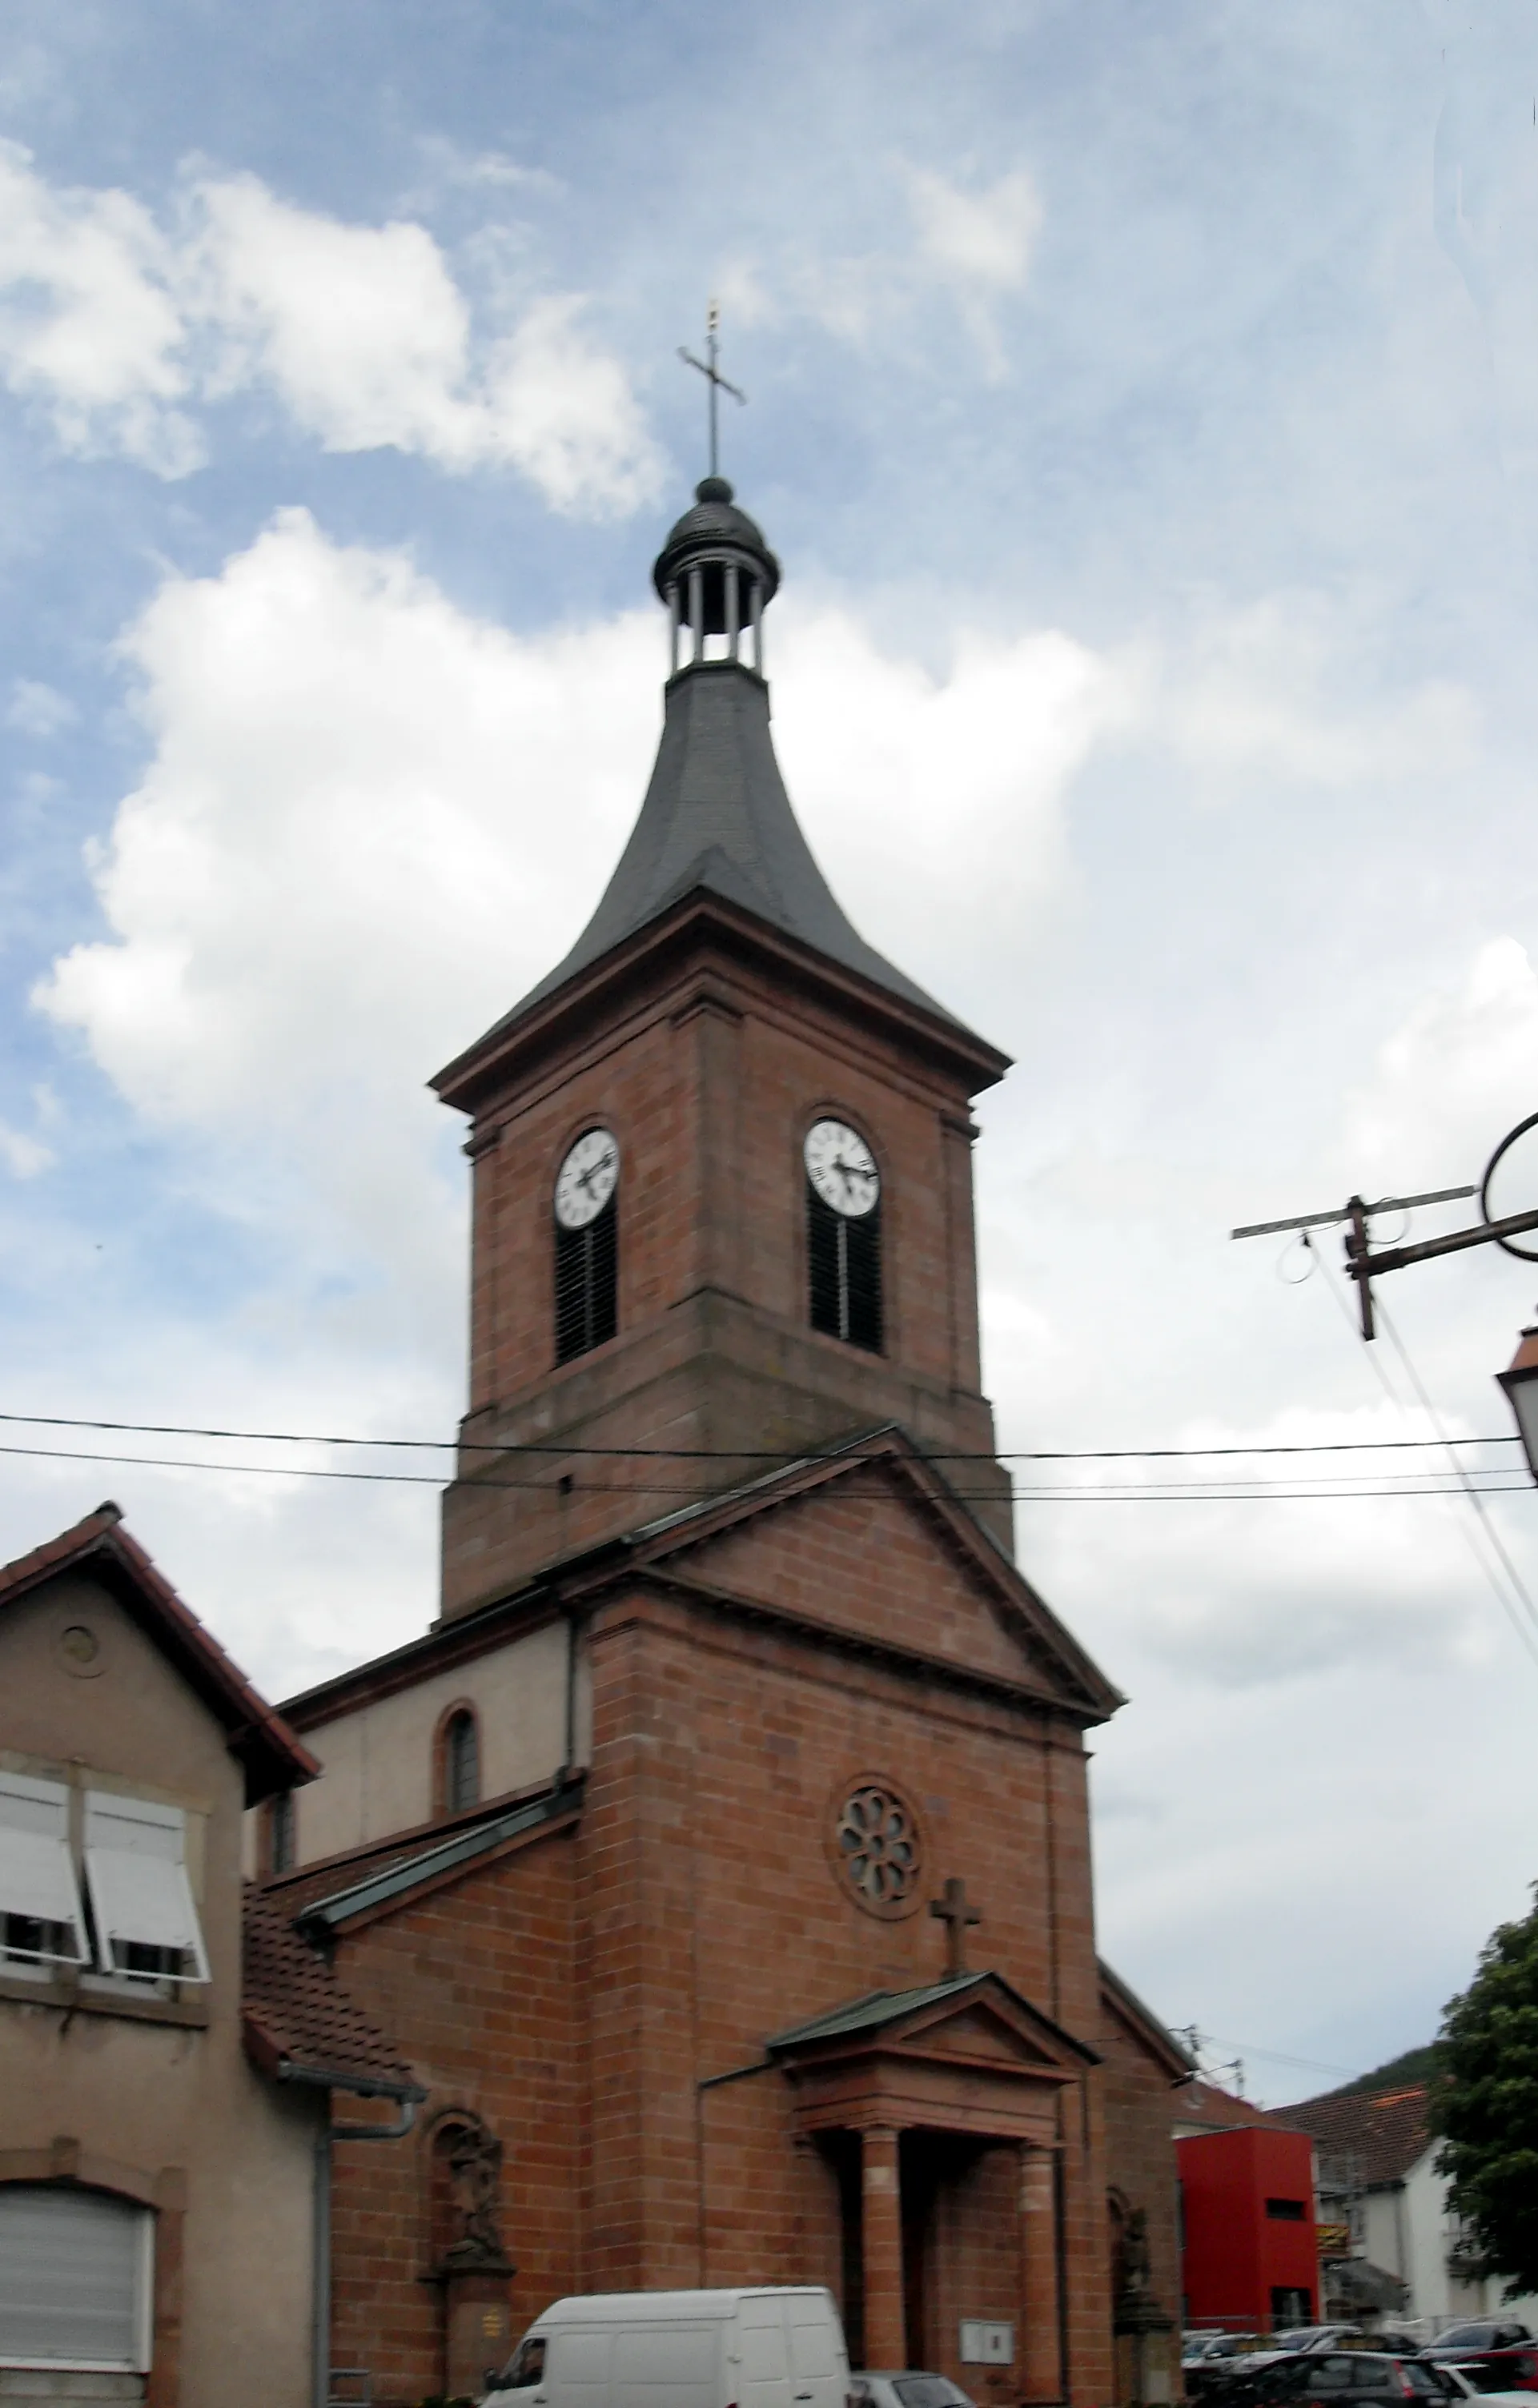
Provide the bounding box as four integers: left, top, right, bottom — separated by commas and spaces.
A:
769, 1974, 1100, 2394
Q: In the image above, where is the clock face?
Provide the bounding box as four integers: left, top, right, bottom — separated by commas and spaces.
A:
553, 1127, 620, 1230
804, 1119, 881, 1218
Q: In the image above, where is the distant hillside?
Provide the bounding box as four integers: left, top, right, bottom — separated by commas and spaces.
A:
1331, 2044, 1440, 2097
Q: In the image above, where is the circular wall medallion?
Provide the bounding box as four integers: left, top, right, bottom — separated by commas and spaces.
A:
56, 1618, 106, 1678
829, 1776, 924, 1920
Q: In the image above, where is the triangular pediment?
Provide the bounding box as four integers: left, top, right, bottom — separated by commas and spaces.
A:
907, 2003, 1058, 2069
624, 1429, 1121, 1722
769, 1970, 1100, 2083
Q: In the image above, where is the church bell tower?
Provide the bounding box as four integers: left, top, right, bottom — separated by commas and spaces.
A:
433, 477, 1014, 1619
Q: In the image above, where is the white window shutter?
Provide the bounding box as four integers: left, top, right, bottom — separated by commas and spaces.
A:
83, 1793, 210, 1983
0, 1772, 87, 1967
0, 2185, 152, 2370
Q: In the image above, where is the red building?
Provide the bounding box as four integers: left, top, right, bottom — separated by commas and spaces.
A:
1178, 2120, 1318, 2331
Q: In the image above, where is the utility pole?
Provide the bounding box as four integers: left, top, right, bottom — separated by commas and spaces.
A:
1233, 1110, 1538, 1475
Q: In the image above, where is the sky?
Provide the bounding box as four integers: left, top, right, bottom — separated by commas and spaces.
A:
3, 0, 1538, 2108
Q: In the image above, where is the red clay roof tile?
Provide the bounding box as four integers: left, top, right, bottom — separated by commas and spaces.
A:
241, 1888, 420, 2101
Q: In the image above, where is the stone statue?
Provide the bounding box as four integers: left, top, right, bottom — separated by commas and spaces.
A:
1115, 2206, 1152, 2305
441, 2120, 507, 2269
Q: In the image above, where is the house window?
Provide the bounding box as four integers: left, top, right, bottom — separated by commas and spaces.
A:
443, 1711, 480, 1816
0, 1772, 89, 1976
0, 2185, 153, 2373
268, 1792, 295, 1876
82, 1793, 209, 1984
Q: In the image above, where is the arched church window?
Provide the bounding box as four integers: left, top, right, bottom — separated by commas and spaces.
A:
804, 1118, 882, 1352
553, 1127, 619, 1363
442, 1709, 480, 1816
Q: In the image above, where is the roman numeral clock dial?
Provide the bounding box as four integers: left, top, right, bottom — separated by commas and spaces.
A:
803, 1120, 880, 1218
554, 1128, 619, 1230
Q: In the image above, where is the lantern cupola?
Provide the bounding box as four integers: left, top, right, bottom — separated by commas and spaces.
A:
653, 476, 781, 676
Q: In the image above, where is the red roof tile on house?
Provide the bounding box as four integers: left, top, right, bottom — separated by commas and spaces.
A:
242, 1888, 422, 2102
1267, 2085, 1431, 2185
0, 1503, 319, 1805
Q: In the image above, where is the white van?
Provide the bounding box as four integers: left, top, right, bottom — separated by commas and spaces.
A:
481, 2285, 852, 2408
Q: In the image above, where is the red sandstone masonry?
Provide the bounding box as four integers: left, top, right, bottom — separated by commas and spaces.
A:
325, 1482, 1155, 2407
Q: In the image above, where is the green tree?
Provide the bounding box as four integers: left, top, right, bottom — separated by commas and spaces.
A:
1432, 1888, 1538, 2296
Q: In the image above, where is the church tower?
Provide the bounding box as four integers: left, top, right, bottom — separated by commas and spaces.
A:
435, 476, 1014, 1618
265, 466, 1188, 2408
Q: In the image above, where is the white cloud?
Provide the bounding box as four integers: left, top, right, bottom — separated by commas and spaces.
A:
0, 1121, 53, 1178
1155, 596, 1479, 790
476, 295, 664, 515
1342, 937, 1538, 1201
191, 173, 479, 456
0, 144, 661, 513
734, 163, 1044, 365
7, 677, 76, 737
773, 606, 1121, 1005
909, 166, 1042, 292
35, 508, 661, 1306
0, 139, 200, 475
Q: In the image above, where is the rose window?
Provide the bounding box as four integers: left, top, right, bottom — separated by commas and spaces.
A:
835, 1783, 921, 1911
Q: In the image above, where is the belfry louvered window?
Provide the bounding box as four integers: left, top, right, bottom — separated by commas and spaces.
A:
552, 1126, 620, 1365
804, 1118, 883, 1353
808, 1190, 883, 1350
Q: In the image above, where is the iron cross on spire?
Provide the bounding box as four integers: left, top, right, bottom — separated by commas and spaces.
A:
678, 300, 746, 480
930, 1876, 982, 1980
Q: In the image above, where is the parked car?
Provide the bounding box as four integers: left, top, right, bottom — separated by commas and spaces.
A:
1183, 2337, 1279, 2398
1275, 2332, 1370, 2355
1428, 2363, 1538, 2408
1424, 2332, 1535, 2362
851, 2377, 976, 2408
1441, 2356, 1538, 2398
1221, 2350, 1443, 2406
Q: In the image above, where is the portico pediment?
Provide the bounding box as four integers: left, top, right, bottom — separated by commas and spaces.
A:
767, 1971, 1098, 2142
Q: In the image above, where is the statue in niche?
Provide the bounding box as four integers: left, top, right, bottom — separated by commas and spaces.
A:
436, 2117, 509, 2270
1115, 2205, 1153, 2305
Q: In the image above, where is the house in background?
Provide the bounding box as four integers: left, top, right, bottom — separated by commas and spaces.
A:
1173, 2083, 1316, 2331
1276, 2079, 1538, 2335
0, 1504, 419, 2408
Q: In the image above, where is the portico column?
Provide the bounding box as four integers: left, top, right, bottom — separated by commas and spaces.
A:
861, 2126, 906, 2370
1020, 2143, 1062, 2402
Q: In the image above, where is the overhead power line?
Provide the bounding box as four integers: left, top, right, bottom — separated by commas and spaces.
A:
1307, 1237, 1538, 1672
0, 1408, 1520, 1463
0, 1435, 1532, 1503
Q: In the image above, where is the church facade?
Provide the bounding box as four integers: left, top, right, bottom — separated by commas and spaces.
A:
255, 480, 1188, 2408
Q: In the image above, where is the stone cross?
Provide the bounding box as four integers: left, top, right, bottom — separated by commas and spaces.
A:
930, 1876, 982, 1978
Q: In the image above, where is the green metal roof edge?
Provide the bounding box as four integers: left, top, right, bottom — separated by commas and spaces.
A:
766, 1967, 1102, 2066
766, 1973, 988, 2050
295, 1774, 584, 1932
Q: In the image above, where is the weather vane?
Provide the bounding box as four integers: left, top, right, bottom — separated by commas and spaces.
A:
678, 300, 745, 481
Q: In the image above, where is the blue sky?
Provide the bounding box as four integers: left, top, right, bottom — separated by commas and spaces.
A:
5, 0, 1538, 2105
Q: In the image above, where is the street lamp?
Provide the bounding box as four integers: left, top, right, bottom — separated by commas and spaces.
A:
1498, 1326, 1538, 1483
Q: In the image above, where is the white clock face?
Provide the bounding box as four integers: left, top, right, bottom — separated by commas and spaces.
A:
804, 1119, 881, 1218
553, 1127, 620, 1230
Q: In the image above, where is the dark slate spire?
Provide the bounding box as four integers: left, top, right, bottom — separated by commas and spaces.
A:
507, 480, 956, 1029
